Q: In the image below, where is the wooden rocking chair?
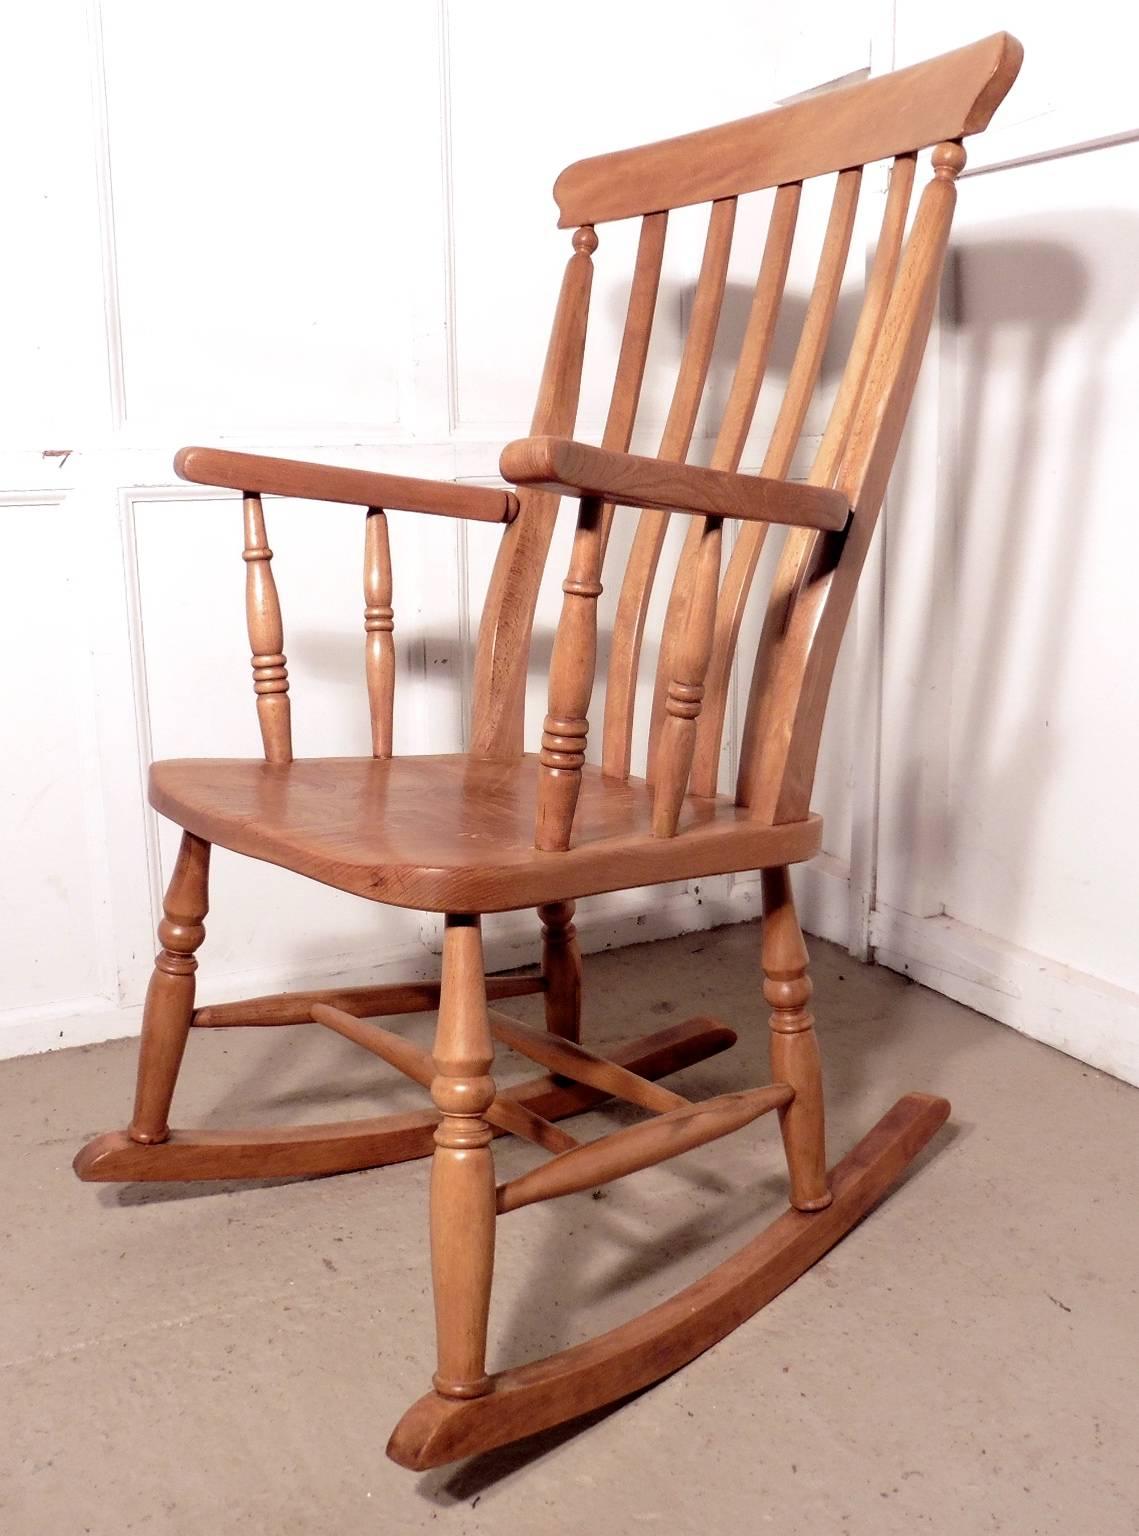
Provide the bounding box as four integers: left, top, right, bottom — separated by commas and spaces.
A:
75, 34, 1022, 1468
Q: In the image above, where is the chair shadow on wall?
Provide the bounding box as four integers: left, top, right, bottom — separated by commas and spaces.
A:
884, 223, 1129, 968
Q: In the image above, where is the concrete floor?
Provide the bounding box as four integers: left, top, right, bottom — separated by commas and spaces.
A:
1, 923, 1135, 1536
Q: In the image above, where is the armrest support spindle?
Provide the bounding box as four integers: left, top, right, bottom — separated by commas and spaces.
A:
364, 508, 395, 759
243, 493, 292, 763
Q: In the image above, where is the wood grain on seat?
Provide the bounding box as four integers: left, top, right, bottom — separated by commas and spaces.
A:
148, 755, 821, 913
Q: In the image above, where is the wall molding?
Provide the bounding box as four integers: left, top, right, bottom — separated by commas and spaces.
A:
872, 904, 1139, 1088
963, 124, 1139, 181
437, 0, 462, 436
84, 0, 127, 429
0, 941, 445, 1063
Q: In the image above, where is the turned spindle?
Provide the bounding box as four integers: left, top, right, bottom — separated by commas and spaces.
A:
652, 515, 723, 835
242, 493, 292, 763
129, 832, 211, 1144
531, 229, 602, 853
429, 915, 497, 1399
761, 865, 831, 1211
535, 494, 605, 852
364, 506, 395, 758
471, 224, 598, 760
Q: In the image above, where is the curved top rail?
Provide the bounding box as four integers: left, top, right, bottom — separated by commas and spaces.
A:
553, 32, 1022, 227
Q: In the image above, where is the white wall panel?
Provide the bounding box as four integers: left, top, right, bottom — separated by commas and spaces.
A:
446, 0, 788, 439
0, 2, 109, 445
100, 0, 437, 437
0, 502, 107, 1010
944, 147, 1139, 994
874, 4, 1139, 1080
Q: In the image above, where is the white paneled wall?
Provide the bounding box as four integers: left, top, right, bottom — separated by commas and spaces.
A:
3, 2, 1137, 1088
874, 1, 1139, 1083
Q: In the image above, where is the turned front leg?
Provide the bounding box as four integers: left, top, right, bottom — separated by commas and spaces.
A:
761, 866, 831, 1212
430, 914, 497, 1399
539, 900, 582, 1042
129, 831, 211, 1144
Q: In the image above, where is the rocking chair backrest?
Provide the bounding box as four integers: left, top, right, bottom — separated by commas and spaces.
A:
470, 32, 1022, 837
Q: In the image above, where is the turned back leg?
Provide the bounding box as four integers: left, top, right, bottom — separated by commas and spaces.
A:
130, 831, 211, 1144
538, 900, 582, 1042
761, 866, 832, 1212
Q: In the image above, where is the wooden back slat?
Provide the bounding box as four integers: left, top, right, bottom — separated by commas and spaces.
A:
646, 178, 813, 786
736, 144, 966, 822
709, 184, 804, 476
681, 168, 861, 794
536, 495, 606, 850
599, 211, 668, 555
813, 153, 917, 486
601, 197, 737, 782
650, 510, 724, 835
471, 227, 599, 759
554, 33, 1021, 225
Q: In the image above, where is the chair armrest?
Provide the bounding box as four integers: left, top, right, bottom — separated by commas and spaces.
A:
174, 446, 519, 524
499, 436, 849, 531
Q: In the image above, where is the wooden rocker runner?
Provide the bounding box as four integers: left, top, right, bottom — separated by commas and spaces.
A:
74, 34, 1022, 1468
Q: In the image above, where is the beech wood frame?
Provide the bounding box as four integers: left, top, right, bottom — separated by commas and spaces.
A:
74, 32, 1022, 1470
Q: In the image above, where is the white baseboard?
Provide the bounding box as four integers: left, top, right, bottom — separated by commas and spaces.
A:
32, 860, 1136, 1096
0, 995, 147, 1062
871, 903, 1139, 1088
0, 943, 445, 1063
0, 854, 854, 1063
790, 853, 854, 949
